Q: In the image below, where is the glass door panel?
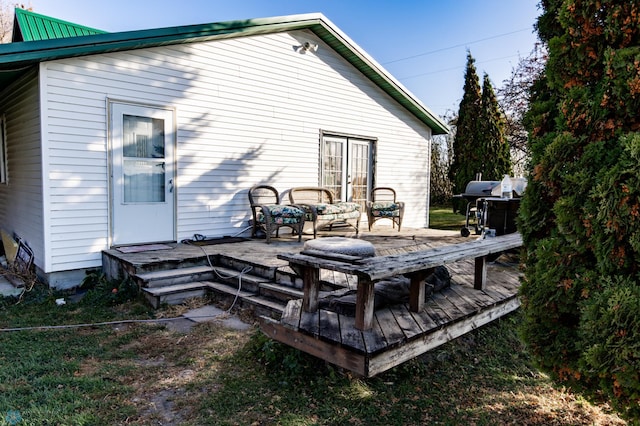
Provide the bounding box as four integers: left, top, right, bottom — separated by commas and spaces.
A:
350, 141, 370, 211
321, 134, 372, 204
322, 138, 346, 200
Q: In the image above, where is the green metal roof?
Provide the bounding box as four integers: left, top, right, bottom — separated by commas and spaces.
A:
12, 8, 106, 42
0, 12, 448, 134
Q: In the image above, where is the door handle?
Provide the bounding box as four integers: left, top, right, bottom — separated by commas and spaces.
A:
168, 179, 174, 193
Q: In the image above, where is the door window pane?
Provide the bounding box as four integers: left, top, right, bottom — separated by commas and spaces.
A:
122, 115, 166, 203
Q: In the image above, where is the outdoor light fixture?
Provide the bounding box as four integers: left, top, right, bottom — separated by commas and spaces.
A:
297, 41, 318, 54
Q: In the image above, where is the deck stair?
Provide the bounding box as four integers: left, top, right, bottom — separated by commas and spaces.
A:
131, 255, 304, 316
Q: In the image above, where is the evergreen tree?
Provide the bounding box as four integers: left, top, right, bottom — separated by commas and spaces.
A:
480, 73, 511, 180
449, 52, 483, 212
519, 0, 640, 419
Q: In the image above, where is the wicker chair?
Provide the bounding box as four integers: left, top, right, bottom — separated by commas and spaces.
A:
366, 187, 405, 231
248, 185, 305, 243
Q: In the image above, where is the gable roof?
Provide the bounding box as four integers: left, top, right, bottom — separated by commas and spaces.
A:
1, 12, 448, 134
12, 8, 106, 42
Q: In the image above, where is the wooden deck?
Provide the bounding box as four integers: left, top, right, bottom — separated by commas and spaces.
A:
260, 254, 521, 377
102, 226, 522, 377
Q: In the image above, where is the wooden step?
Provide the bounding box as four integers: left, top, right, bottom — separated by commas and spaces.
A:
217, 255, 279, 281
135, 265, 215, 288
258, 282, 303, 303
205, 281, 286, 318
205, 265, 269, 293
142, 282, 209, 308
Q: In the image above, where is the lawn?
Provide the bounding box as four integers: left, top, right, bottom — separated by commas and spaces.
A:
429, 204, 467, 231
0, 275, 626, 425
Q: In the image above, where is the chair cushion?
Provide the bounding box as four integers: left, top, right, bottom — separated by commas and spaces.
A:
371, 201, 400, 212
315, 202, 360, 215
258, 205, 304, 224
370, 201, 400, 218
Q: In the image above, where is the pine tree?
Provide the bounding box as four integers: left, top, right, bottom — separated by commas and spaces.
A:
519, 0, 640, 419
449, 53, 512, 213
449, 52, 483, 213
480, 73, 511, 180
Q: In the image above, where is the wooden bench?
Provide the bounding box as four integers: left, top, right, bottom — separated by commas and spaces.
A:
278, 232, 523, 331
289, 187, 361, 238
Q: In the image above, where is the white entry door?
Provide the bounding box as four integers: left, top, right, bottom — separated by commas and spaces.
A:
110, 102, 175, 246
321, 134, 372, 209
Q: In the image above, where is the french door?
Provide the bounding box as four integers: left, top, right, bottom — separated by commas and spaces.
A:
321, 134, 373, 209
110, 102, 176, 246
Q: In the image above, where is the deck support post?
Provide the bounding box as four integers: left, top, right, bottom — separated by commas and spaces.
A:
405, 268, 434, 312
355, 277, 375, 330
474, 255, 487, 290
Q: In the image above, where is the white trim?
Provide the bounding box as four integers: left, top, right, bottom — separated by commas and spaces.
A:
0, 114, 7, 184
39, 62, 52, 272
107, 98, 177, 246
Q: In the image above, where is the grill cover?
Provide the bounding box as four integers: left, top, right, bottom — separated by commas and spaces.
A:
462, 181, 500, 197
462, 178, 527, 198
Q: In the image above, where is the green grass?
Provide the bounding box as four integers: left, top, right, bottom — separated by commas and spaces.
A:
429, 204, 467, 231
0, 277, 625, 425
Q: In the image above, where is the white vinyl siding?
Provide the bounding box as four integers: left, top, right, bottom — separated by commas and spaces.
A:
0, 69, 44, 269
41, 29, 432, 273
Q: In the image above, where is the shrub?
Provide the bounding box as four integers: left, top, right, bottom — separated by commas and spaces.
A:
580, 277, 640, 418
519, 1, 640, 421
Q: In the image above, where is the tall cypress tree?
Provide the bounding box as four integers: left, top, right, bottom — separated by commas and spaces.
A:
450, 52, 483, 212
480, 73, 511, 180
519, 0, 640, 419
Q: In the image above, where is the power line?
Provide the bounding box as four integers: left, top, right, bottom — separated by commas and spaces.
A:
382, 27, 532, 65
398, 53, 521, 81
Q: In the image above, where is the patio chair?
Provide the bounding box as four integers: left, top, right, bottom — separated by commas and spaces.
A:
248, 185, 305, 243
366, 187, 405, 231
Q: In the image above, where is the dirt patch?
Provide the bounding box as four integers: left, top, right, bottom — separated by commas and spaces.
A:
114, 319, 253, 425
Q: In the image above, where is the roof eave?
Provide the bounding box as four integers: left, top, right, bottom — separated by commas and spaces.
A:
0, 12, 449, 134
306, 17, 449, 134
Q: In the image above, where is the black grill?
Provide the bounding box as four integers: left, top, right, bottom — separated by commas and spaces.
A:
453, 178, 526, 237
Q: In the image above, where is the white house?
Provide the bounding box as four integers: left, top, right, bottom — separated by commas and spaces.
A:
0, 9, 448, 288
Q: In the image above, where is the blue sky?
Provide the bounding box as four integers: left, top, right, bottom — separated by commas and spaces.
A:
31, 0, 541, 119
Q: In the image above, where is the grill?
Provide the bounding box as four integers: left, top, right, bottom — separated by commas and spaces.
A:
453, 178, 526, 237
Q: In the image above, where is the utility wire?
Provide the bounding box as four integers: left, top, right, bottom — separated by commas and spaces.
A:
2, 231, 256, 334
382, 27, 532, 65
0, 315, 229, 333
398, 53, 521, 81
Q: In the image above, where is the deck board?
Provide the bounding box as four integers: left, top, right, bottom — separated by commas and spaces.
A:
362, 319, 388, 354
339, 314, 366, 354
281, 299, 302, 328
300, 308, 320, 335
376, 307, 407, 347
318, 309, 341, 343
424, 293, 454, 325
392, 304, 425, 339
